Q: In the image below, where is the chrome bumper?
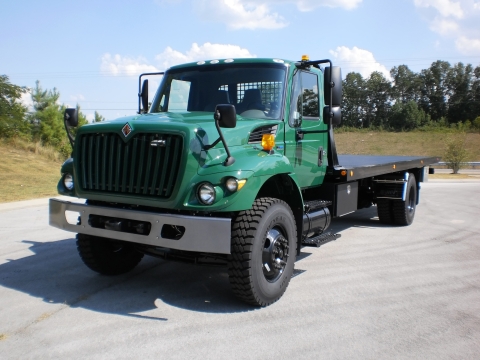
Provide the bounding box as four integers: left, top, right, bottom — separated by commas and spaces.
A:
49, 198, 231, 254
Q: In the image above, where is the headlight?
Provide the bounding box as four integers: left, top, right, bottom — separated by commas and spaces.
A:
225, 178, 238, 192
64, 173, 74, 191
197, 182, 216, 205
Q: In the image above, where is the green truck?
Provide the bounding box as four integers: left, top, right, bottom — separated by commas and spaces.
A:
50, 56, 438, 307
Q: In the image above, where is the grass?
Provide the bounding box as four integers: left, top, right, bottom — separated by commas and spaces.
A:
335, 131, 480, 160
430, 174, 478, 179
1, 130, 479, 203
0, 141, 62, 203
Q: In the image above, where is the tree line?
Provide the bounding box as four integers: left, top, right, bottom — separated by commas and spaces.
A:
1, 60, 480, 157
0, 76, 105, 158
341, 61, 480, 130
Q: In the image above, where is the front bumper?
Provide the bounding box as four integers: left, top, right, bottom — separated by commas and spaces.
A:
49, 198, 231, 254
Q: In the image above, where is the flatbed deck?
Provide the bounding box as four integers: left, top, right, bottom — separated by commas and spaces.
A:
330, 155, 440, 181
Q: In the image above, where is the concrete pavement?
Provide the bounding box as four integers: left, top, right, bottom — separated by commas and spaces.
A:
1, 180, 479, 359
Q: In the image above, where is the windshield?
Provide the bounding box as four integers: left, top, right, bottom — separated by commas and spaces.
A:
149, 64, 287, 120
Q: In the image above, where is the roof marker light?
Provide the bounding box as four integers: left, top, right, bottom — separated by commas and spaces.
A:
302, 55, 309, 61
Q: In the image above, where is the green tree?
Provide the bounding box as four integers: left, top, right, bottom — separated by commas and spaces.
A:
471, 66, 480, 121
473, 116, 480, 131
446, 62, 474, 124
419, 61, 451, 122
364, 71, 391, 128
0, 75, 29, 139
342, 72, 367, 128
390, 101, 429, 131
94, 110, 106, 122
29, 80, 64, 147
390, 65, 421, 104
29, 81, 88, 158
444, 135, 469, 174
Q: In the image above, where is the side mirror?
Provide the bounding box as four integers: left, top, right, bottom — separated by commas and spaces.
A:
324, 66, 342, 106
141, 79, 149, 113
64, 108, 78, 127
323, 106, 341, 125
324, 66, 342, 125
214, 104, 236, 128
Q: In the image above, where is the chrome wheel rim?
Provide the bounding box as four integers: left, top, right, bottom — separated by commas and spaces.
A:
262, 227, 289, 282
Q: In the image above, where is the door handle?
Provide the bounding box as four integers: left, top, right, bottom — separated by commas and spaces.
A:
318, 146, 323, 166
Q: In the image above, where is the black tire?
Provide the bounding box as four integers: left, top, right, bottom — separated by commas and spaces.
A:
76, 234, 144, 275
392, 173, 417, 226
228, 198, 297, 307
377, 199, 394, 224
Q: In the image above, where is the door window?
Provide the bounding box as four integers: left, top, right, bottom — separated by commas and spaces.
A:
289, 71, 319, 127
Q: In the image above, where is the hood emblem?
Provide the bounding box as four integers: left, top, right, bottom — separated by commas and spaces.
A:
122, 123, 132, 138
150, 139, 166, 147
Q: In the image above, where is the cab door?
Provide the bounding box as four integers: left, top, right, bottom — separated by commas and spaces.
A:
285, 69, 327, 188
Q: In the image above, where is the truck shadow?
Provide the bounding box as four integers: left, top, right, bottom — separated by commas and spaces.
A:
1, 207, 384, 318
329, 206, 388, 234
0, 238, 252, 318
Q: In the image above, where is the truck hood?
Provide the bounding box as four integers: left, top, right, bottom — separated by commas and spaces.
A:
79, 111, 281, 147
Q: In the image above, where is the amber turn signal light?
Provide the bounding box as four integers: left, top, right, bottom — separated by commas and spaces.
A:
262, 134, 275, 151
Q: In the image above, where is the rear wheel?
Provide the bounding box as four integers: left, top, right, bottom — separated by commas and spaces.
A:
76, 234, 144, 275
377, 199, 394, 224
228, 198, 296, 307
392, 173, 417, 226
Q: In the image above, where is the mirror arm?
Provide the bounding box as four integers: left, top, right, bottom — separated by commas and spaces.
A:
203, 110, 235, 166
214, 117, 235, 166
64, 119, 75, 149
203, 137, 221, 150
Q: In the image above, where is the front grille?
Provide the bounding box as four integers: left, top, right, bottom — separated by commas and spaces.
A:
77, 133, 183, 198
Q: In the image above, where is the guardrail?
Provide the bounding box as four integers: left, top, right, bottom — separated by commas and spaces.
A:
432, 162, 480, 169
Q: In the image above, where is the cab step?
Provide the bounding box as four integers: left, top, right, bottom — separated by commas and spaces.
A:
302, 232, 341, 248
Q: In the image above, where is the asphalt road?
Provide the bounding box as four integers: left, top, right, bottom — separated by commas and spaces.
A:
1, 180, 480, 359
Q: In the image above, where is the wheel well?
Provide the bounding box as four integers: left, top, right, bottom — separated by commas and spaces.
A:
257, 174, 303, 255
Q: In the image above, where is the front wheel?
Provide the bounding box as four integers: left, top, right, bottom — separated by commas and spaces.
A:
228, 198, 297, 307
76, 234, 144, 275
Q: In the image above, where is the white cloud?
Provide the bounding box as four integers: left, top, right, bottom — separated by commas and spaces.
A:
456, 35, 480, 53
155, 0, 182, 3
194, 0, 362, 29
262, 0, 362, 11
155, 42, 256, 69
20, 90, 33, 111
196, 0, 288, 29
414, 0, 464, 18
430, 17, 459, 34
86, 113, 95, 122
329, 46, 391, 80
101, 53, 159, 76
414, 0, 480, 55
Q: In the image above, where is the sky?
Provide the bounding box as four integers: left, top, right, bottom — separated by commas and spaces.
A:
1, 0, 480, 121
